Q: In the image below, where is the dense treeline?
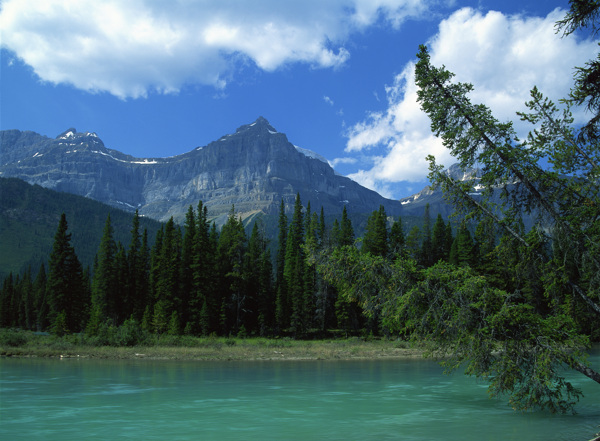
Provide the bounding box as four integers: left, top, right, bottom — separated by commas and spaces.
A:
1, 194, 456, 338
1, 184, 539, 340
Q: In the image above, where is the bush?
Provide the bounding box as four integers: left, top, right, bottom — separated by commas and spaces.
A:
0, 329, 31, 347
114, 318, 150, 346
83, 318, 151, 347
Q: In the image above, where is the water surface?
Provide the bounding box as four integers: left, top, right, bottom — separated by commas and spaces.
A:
1, 352, 598, 440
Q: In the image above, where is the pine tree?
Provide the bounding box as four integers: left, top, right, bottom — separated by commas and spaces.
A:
128, 210, 148, 322
245, 221, 273, 335
363, 205, 388, 257
405, 225, 421, 261
46, 213, 87, 334
156, 217, 182, 323
339, 206, 354, 246
33, 263, 48, 331
275, 199, 289, 332
0, 273, 14, 328
17, 267, 34, 330
180, 205, 196, 330
450, 222, 475, 267
419, 204, 433, 266
114, 242, 129, 323
216, 206, 247, 335
284, 193, 306, 335
389, 218, 405, 260
89, 214, 118, 333
431, 214, 448, 264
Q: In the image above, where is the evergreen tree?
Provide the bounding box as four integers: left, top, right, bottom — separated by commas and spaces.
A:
339, 206, 355, 246
191, 202, 217, 335
388, 218, 405, 260
245, 221, 273, 335
275, 199, 289, 332
46, 213, 87, 334
419, 204, 433, 266
128, 210, 148, 322
284, 193, 306, 335
33, 263, 48, 331
405, 225, 421, 261
216, 207, 247, 335
158, 218, 182, 316
430, 214, 448, 264
180, 205, 196, 330
114, 242, 129, 323
473, 216, 499, 281
0, 273, 14, 328
363, 205, 388, 257
330, 219, 341, 247
89, 214, 119, 333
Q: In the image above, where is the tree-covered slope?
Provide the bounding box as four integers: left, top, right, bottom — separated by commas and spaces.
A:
0, 177, 163, 279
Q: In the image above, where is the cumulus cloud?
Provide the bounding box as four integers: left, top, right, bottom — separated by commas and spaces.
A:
0, 0, 429, 99
345, 7, 597, 195
324, 96, 335, 106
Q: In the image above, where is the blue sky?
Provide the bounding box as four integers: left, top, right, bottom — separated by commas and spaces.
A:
1, 0, 594, 199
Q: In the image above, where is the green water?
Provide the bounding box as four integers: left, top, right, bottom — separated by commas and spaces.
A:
1, 354, 598, 440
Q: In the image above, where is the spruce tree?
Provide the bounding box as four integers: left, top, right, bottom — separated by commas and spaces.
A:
33, 263, 48, 331
89, 214, 118, 333
362, 205, 388, 257
46, 213, 86, 334
128, 210, 148, 322
419, 204, 433, 266
156, 217, 182, 326
431, 214, 448, 264
216, 207, 247, 335
388, 218, 405, 260
0, 273, 14, 328
284, 193, 306, 335
192, 202, 217, 335
275, 199, 289, 332
339, 206, 354, 246
180, 205, 196, 330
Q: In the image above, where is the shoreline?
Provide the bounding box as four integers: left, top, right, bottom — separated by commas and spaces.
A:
1, 336, 426, 362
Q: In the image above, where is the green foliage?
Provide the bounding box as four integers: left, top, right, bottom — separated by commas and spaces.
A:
406, 3, 600, 412
393, 262, 589, 413
362, 205, 388, 257
46, 214, 88, 334
0, 328, 30, 347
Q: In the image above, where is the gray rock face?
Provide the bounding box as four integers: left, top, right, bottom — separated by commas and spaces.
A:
1, 117, 408, 223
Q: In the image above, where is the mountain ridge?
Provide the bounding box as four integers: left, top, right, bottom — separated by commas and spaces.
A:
1, 117, 413, 224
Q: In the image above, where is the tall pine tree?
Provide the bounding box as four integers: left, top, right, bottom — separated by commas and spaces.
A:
46, 213, 87, 334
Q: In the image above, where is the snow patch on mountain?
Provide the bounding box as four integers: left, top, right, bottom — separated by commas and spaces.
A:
294, 146, 328, 164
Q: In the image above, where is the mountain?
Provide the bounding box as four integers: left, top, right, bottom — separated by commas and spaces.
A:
1, 117, 411, 225
398, 164, 484, 218
0, 177, 163, 280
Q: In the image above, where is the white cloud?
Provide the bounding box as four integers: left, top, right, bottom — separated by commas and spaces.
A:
324, 96, 335, 106
0, 0, 430, 99
330, 156, 358, 167
345, 7, 597, 196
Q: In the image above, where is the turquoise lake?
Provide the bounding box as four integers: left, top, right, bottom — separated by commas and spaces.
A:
1, 352, 598, 440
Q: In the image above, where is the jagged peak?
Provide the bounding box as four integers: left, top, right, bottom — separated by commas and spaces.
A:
234, 116, 278, 135
56, 128, 100, 141
57, 128, 77, 139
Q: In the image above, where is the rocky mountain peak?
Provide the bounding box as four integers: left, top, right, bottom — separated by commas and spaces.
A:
233, 116, 278, 135
55, 128, 104, 151
1, 120, 408, 224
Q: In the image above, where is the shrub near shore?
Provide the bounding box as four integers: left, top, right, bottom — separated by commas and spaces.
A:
0, 328, 420, 361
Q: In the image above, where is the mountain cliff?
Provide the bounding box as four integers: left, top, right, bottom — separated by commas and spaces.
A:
0, 117, 408, 224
